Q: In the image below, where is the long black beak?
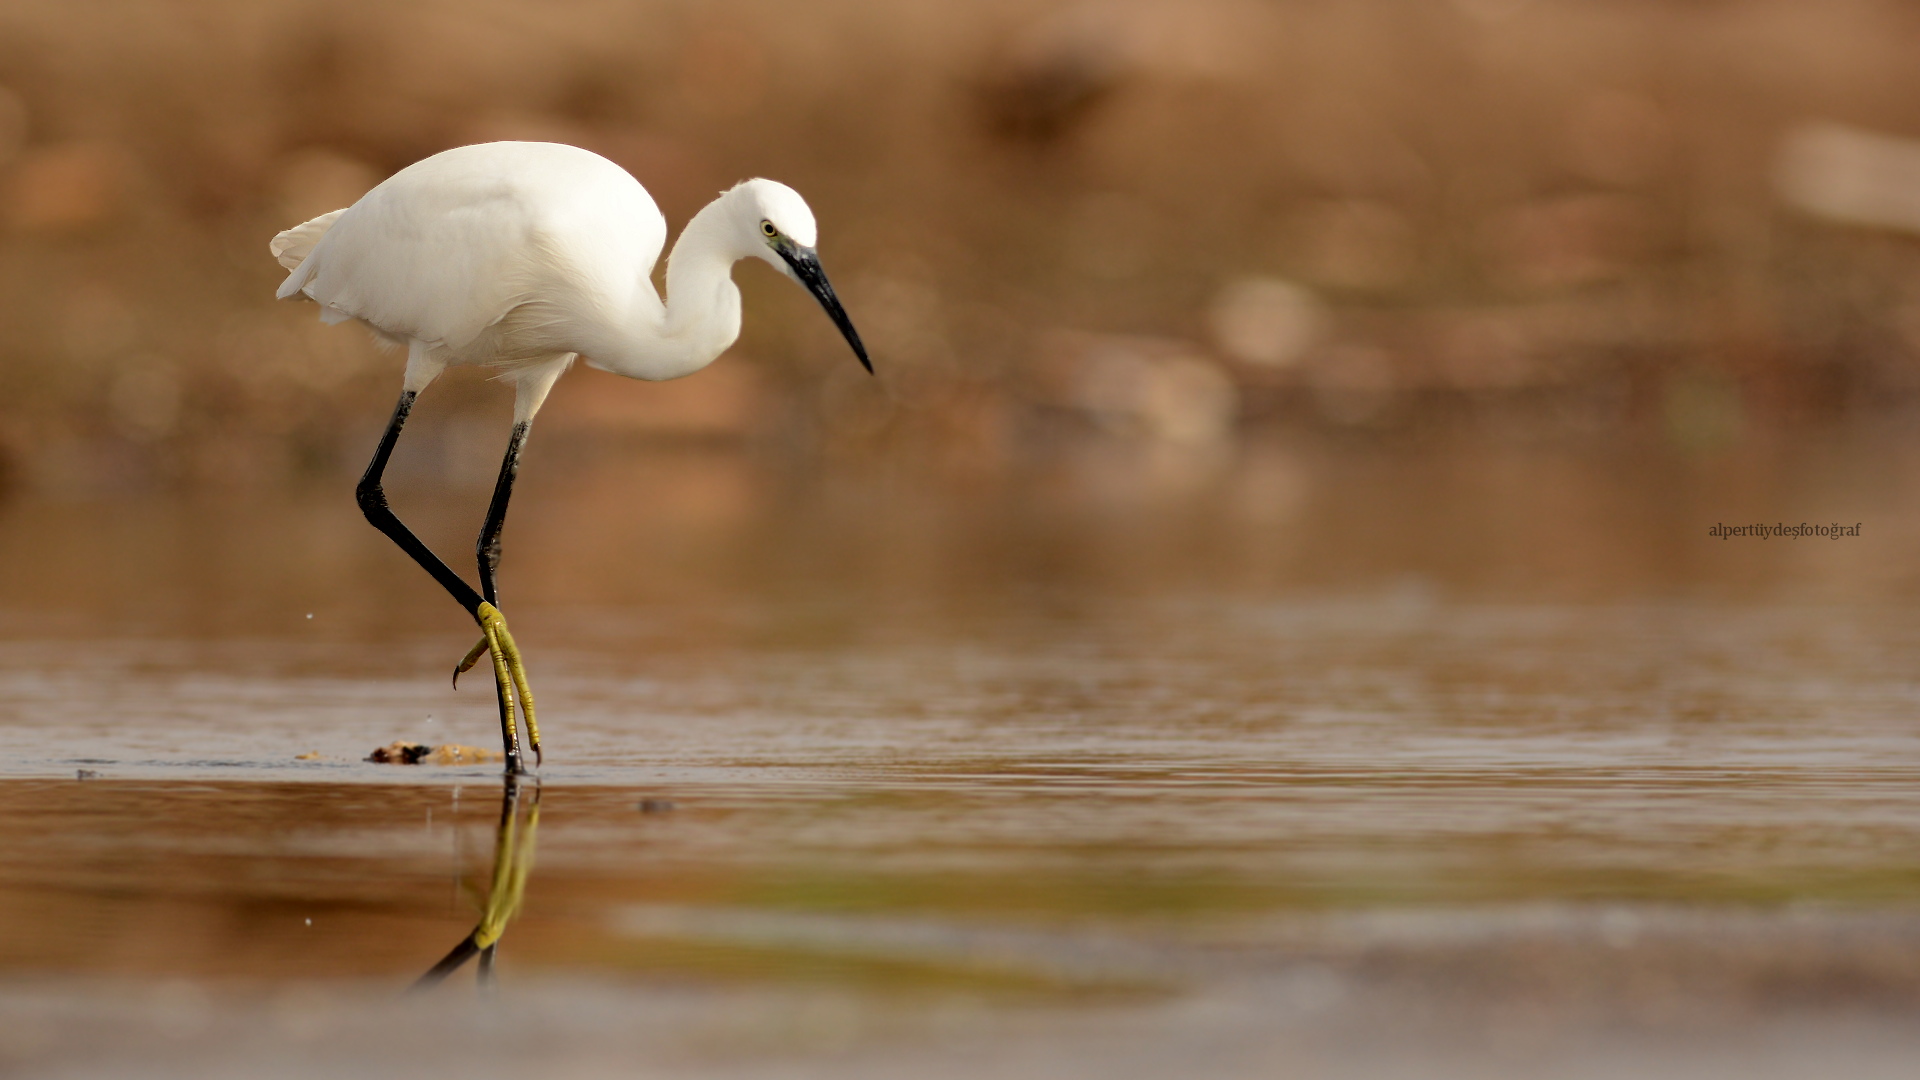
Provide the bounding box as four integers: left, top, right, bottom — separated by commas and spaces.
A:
779, 245, 872, 374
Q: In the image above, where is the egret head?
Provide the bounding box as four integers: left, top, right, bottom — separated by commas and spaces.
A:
729, 179, 871, 374
734, 179, 817, 250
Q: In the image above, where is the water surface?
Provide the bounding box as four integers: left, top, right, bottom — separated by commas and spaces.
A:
3, 433, 1919, 1076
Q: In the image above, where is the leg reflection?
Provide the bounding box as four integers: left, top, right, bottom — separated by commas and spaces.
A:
413, 777, 540, 992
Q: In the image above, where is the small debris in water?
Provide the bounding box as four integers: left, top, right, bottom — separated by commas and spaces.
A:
305, 613, 313, 619
75, 769, 98, 780
294, 751, 321, 761
368, 742, 431, 765
366, 741, 503, 765
304, 918, 312, 926
638, 799, 677, 813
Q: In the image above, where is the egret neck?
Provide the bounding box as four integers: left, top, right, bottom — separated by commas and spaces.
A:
587, 192, 749, 382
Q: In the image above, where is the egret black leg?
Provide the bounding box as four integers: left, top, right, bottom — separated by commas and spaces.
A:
476, 421, 531, 606
355, 391, 486, 614
358, 390, 531, 773
449, 419, 542, 763
449, 421, 545, 761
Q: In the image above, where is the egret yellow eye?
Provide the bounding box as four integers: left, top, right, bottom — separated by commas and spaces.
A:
760, 220, 778, 238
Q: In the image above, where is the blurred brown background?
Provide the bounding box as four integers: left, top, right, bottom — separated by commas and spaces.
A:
4, 0, 1920, 494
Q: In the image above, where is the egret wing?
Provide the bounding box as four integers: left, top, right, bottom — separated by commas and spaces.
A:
276, 143, 666, 353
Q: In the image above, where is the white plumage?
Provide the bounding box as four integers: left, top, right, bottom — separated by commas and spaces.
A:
276, 140, 863, 415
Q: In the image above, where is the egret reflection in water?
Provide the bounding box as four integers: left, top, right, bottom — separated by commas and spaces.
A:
412, 779, 541, 991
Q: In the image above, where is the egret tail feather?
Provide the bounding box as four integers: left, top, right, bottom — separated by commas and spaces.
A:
271, 208, 346, 278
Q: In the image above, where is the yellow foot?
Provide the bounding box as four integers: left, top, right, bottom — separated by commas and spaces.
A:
473, 602, 541, 766
453, 636, 489, 686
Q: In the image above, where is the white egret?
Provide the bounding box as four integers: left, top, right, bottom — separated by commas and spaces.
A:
272, 141, 871, 774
